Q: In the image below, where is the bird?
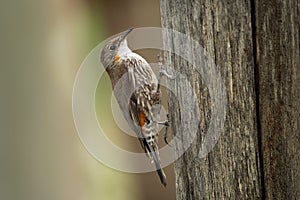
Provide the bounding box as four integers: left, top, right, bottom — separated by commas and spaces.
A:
100, 27, 167, 186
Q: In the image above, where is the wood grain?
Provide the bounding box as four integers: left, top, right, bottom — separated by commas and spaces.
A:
160, 0, 299, 199
255, 0, 300, 198
161, 0, 261, 199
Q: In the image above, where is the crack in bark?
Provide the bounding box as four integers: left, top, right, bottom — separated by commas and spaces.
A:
250, 0, 266, 199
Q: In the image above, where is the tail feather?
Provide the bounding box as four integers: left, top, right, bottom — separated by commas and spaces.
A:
142, 139, 167, 186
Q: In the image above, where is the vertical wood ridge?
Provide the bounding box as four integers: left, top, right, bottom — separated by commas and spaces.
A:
250, 0, 266, 199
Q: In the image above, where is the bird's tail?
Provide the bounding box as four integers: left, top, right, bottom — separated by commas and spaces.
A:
142, 139, 167, 186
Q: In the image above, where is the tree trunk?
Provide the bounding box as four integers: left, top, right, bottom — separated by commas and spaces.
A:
254, 0, 300, 199
160, 0, 299, 199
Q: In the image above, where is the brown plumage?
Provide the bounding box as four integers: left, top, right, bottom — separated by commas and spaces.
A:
100, 28, 167, 186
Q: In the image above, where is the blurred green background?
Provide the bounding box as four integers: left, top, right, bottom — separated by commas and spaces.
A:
0, 0, 175, 199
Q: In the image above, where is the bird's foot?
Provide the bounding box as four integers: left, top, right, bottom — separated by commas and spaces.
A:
157, 51, 177, 92
158, 114, 171, 145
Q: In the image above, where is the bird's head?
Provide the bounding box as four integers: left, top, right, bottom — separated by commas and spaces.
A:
100, 27, 134, 70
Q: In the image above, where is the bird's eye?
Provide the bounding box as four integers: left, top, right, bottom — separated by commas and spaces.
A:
109, 45, 116, 51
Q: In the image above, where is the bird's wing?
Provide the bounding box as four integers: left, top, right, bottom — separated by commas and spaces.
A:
128, 94, 167, 187
125, 56, 167, 186
125, 56, 160, 149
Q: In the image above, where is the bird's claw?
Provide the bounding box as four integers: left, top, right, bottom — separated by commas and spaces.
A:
157, 51, 177, 92
158, 114, 171, 146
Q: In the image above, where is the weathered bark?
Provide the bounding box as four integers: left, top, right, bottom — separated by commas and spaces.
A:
161, 0, 261, 199
160, 0, 299, 199
254, 0, 300, 199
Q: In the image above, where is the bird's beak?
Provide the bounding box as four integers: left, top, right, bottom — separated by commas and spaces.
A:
119, 27, 134, 42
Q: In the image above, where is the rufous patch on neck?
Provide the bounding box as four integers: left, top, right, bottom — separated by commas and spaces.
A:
115, 54, 120, 63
